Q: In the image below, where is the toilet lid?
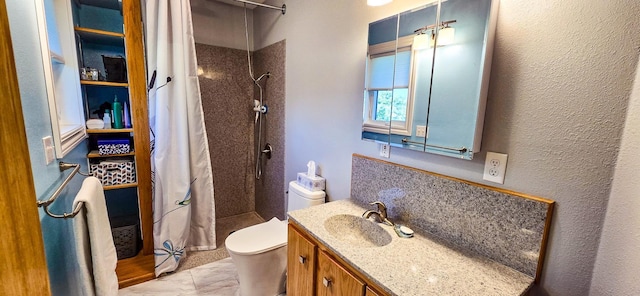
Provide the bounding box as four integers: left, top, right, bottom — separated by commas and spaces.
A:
225, 217, 287, 255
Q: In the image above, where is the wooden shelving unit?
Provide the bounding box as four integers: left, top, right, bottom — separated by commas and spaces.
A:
115, 251, 155, 288
74, 26, 124, 46
103, 183, 138, 191
87, 128, 134, 134
87, 150, 135, 158
80, 80, 128, 87
74, 0, 154, 287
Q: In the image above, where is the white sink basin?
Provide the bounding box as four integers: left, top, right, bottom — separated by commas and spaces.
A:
323, 214, 392, 247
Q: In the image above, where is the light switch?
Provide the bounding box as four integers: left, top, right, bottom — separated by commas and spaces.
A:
42, 136, 54, 165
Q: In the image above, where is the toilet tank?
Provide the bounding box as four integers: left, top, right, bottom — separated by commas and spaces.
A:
287, 181, 325, 212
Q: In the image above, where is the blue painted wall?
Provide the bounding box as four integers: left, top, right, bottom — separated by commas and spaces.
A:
6, 1, 87, 295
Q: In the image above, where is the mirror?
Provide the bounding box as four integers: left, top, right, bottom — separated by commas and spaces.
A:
362, 0, 498, 160
35, 0, 87, 157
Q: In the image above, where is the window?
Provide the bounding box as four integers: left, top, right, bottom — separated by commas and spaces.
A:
363, 38, 415, 136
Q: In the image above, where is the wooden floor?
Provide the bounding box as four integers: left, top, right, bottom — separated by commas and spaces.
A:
116, 252, 156, 288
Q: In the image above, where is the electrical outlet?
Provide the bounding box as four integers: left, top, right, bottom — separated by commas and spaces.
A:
483, 152, 508, 184
379, 143, 390, 158
42, 136, 54, 165
416, 125, 427, 137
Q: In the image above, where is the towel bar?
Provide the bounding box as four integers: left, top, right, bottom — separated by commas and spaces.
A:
36, 162, 91, 219
400, 138, 468, 153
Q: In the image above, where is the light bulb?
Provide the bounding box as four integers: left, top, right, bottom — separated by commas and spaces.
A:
437, 27, 455, 46
413, 34, 430, 50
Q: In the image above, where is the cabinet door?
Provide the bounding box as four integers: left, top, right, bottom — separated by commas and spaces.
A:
317, 250, 365, 296
366, 286, 382, 296
287, 225, 317, 296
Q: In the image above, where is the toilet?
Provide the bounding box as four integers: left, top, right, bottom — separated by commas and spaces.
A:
225, 181, 325, 296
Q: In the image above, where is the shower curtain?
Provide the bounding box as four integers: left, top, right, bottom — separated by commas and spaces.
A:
144, 0, 216, 275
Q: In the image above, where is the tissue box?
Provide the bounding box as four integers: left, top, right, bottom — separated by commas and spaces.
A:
297, 173, 325, 191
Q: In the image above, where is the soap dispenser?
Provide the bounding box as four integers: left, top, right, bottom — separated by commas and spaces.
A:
112, 95, 123, 129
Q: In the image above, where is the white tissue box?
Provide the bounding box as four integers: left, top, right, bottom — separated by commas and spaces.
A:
297, 172, 325, 191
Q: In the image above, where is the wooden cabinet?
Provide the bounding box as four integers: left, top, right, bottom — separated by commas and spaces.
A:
288, 225, 317, 295
317, 250, 365, 296
366, 286, 382, 296
287, 223, 388, 296
71, 0, 153, 288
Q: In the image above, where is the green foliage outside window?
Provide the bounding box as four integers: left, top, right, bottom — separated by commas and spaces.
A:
375, 89, 408, 122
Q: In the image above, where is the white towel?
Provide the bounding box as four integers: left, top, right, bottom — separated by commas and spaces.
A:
73, 177, 119, 296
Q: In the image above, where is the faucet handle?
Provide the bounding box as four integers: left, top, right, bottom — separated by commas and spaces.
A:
370, 201, 387, 212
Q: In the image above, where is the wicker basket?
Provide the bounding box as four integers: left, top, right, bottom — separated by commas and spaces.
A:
111, 220, 139, 260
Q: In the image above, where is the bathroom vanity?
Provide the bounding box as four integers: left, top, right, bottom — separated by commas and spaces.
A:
286, 155, 555, 295
288, 217, 386, 296
288, 200, 533, 296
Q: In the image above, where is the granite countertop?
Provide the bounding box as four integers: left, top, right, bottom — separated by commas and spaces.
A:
288, 199, 534, 296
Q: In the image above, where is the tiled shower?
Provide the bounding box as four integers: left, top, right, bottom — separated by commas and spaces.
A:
196, 40, 287, 226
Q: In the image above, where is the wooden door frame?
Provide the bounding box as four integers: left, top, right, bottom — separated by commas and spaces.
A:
0, 0, 51, 295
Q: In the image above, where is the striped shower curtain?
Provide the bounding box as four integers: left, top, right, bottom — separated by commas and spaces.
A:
143, 0, 216, 275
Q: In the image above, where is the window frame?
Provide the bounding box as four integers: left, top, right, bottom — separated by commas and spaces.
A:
363, 36, 417, 136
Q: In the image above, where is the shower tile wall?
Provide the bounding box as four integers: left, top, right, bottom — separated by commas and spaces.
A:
254, 40, 286, 220
196, 43, 255, 219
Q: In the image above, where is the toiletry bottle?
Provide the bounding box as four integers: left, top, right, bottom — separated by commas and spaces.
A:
112, 95, 123, 129
123, 101, 132, 128
104, 110, 112, 129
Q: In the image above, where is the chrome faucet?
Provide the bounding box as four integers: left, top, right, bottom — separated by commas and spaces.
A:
362, 201, 393, 226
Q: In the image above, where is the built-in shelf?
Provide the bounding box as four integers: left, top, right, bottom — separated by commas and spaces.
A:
87, 128, 134, 134
74, 26, 124, 46
80, 80, 128, 87
87, 150, 135, 158
115, 251, 155, 288
104, 183, 138, 190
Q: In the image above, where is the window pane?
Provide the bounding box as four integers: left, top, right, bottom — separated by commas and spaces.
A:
374, 89, 408, 122
368, 50, 411, 89
374, 90, 392, 121
369, 55, 395, 89
393, 51, 411, 88
391, 88, 408, 121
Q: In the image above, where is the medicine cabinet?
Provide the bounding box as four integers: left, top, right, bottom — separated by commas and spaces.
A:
35, 0, 87, 158
362, 0, 498, 160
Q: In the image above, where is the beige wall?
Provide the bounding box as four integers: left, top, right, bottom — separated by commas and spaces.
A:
590, 53, 640, 295
253, 0, 640, 295
191, 0, 254, 50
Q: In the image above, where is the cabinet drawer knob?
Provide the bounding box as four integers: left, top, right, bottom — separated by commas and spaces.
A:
299, 256, 306, 264
322, 277, 332, 287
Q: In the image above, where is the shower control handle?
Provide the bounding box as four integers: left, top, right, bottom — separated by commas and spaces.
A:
261, 143, 273, 160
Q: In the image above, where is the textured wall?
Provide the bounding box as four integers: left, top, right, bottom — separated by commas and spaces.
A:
190, 0, 254, 50
254, 0, 640, 295
589, 55, 640, 295
253, 40, 286, 220
196, 43, 255, 219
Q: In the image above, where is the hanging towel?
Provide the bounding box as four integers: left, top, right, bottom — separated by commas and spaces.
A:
73, 177, 119, 296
